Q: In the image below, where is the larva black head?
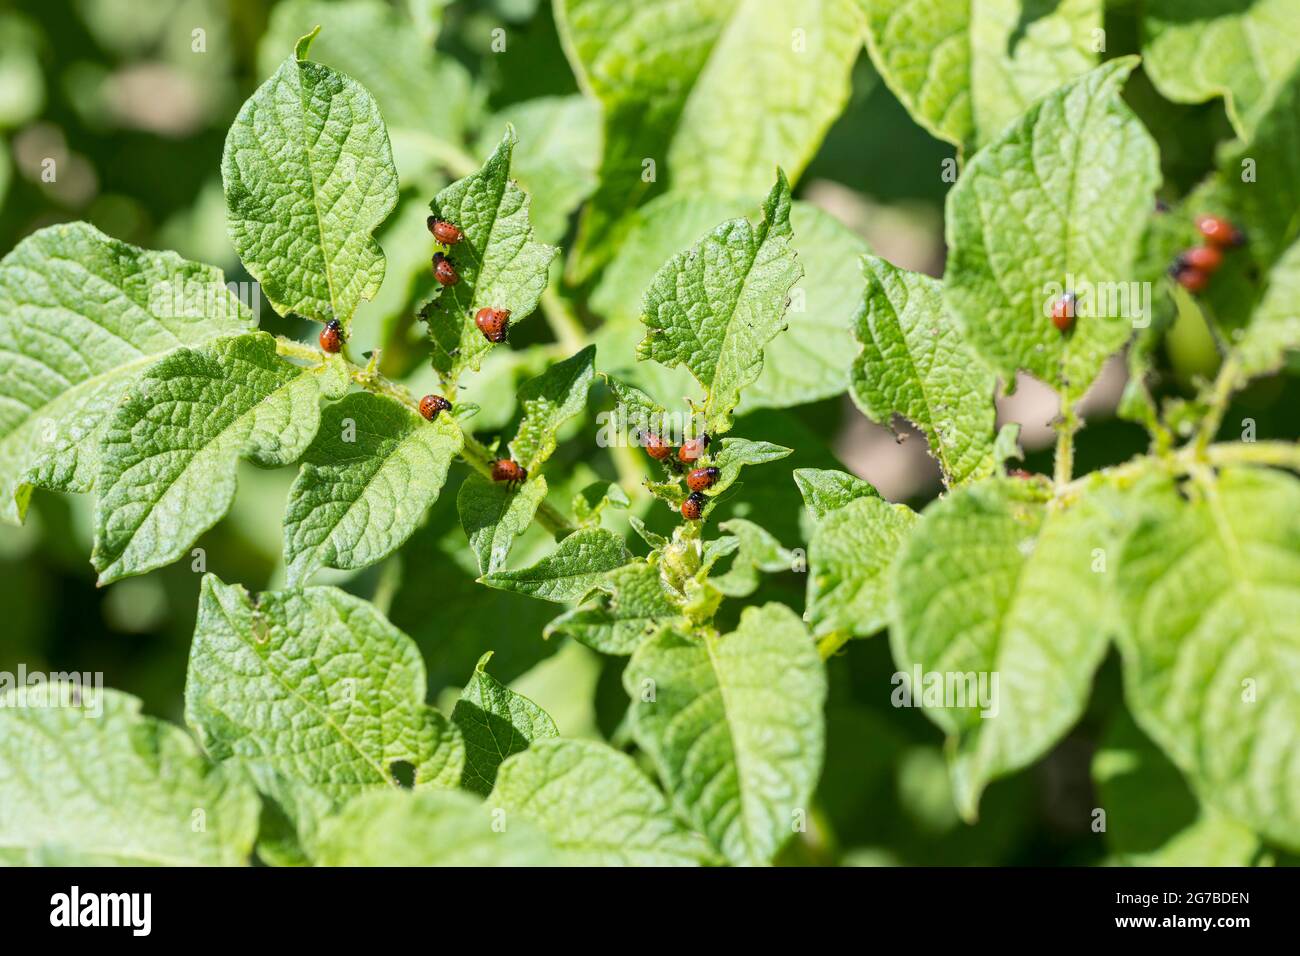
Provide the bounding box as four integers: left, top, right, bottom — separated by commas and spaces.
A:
418, 394, 452, 421
318, 318, 344, 353
686, 466, 720, 492
681, 491, 706, 521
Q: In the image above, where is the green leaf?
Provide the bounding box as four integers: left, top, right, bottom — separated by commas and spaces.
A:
185, 574, 465, 812
492, 739, 717, 865
638, 173, 802, 434
572, 480, 629, 526
942, 59, 1160, 402
710, 518, 795, 599
862, 0, 1103, 152
283, 391, 462, 585
452, 651, 559, 795
706, 438, 793, 498
851, 256, 997, 485
793, 467, 881, 522
1235, 237, 1300, 381
0, 684, 260, 866
458, 473, 549, 575
1115, 467, 1300, 852
1141, 0, 1300, 139
807, 495, 919, 638
624, 603, 826, 865
1218, 64, 1300, 270
316, 789, 556, 865
223, 29, 398, 327
481, 527, 631, 603
545, 559, 684, 655
476, 95, 600, 243
509, 345, 596, 472
420, 130, 558, 385
0, 222, 255, 525
91, 332, 347, 584
557, 0, 864, 279
261, 0, 478, 183
1092, 709, 1260, 866
889, 479, 1114, 820
596, 197, 865, 412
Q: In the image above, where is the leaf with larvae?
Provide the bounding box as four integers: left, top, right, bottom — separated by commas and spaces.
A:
942, 59, 1160, 403
420, 130, 558, 385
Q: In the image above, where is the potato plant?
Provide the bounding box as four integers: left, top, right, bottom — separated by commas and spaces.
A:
0, 0, 1298, 868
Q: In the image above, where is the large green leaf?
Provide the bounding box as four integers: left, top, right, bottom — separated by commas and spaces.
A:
623, 603, 826, 865
943, 59, 1160, 402
283, 391, 462, 585
458, 473, 550, 576
260, 0, 477, 183
1218, 64, 1300, 270
557, 0, 864, 279
862, 0, 1102, 152
1142, 0, 1300, 139
91, 332, 347, 584
185, 574, 464, 810
851, 255, 996, 485
508, 345, 596, 472
889, 479, 1115, 819
223, 29, 398, 327
315, 789, 556, 865
452, 652, 558, 795
807, 495, 918, 638
420, 130, 558, 385
1092, 709, 1260, 866
1115, 467, 1300, 852
1236, 237, 1300, 381
0, 222, 255, 524
0, 685, 259, 866
492, 739, 717, 865
481, 527, 631, 602
594, 195, 868, 411
638, 174, 802, 434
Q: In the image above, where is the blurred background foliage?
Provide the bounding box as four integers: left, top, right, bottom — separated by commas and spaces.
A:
2, 0, 1296, 866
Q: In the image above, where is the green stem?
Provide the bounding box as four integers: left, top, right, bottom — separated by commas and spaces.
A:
1196, 353, 1241, 455
1053, 400, 1079, 489
817, 629, 852, 661
540, 285, 587, 353
1205, 440, 1300, 472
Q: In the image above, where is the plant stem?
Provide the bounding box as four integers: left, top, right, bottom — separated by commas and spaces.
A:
1196, 353, 1241, 455
1053, 400, 1079, 488
1205, 440, 1300, 472
540, 285, 587, 353
817, 629, 852, 660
